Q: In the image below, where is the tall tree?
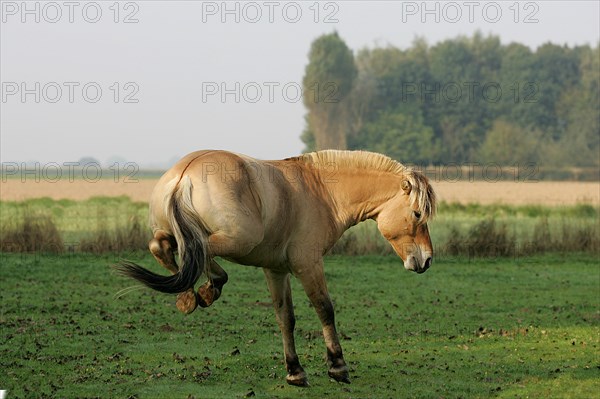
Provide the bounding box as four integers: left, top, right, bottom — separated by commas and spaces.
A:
301, 33, 598, 169
479, 119, 542, 165
302, 32, 357, 150
428, 36, 482, 163
497, 42, 537, 128
553, 45, 600, 166
350, 107, 436, 165
532, 43, 580, 139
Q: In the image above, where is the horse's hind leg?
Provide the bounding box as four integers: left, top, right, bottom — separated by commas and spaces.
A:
149, 230, 198, 314
197, 259, 228, 307
195, 223, 262, 307
149, 230, 178, 273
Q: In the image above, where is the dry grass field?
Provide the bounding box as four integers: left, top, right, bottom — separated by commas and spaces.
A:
1, 178, 598, 206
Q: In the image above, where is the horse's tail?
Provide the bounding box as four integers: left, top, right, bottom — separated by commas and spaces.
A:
115, 176, 207, 294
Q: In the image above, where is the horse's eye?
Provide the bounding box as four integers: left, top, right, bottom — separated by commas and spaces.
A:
414, 211, 422, 219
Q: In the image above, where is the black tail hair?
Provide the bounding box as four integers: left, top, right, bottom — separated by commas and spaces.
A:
114, 179, 205, 294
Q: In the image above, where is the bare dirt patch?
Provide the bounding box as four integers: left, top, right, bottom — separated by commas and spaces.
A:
1, 179, 598, 206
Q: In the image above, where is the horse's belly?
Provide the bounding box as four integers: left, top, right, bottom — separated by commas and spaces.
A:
224, 241, 290, 271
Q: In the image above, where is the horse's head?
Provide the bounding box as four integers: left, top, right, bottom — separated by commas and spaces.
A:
375, 174, 435, 274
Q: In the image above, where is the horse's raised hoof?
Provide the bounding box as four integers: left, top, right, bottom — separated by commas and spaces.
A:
197, 283, 220, 307
328, 365, 350, 384
176, 290, 198, 314
286, 371, 309, 387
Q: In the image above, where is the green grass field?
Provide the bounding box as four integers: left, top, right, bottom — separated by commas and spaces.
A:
1, 252, 598, 398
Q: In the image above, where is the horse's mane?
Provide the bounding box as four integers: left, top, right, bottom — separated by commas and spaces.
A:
294, 150, 437, 220
299, 150, 409, 175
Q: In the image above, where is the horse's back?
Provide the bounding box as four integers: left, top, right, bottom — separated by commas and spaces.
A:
149, 150, 266, 236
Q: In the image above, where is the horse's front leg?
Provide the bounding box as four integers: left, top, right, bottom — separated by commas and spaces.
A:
296, 258, 350, 384
263, 269, 308, 387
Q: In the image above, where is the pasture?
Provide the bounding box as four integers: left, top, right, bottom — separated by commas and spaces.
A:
1, 181, 599, 398
1, 252, 599, 398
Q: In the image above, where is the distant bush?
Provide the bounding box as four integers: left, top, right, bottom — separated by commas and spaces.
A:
79, 214, 149, 253
557, 221, 599, 252
443, 219, 516, 257
0, 212, 64, 253
444, 218, 598, 257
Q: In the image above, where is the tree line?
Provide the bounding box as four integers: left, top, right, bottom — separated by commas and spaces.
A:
301, 32, 599, 168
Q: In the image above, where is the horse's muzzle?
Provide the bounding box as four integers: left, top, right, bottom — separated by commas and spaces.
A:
404, 255, 432, 274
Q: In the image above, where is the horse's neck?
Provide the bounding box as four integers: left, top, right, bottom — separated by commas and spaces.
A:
322, 169, 401, 228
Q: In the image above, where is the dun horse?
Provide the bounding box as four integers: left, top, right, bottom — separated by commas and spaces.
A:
116, 149, 436, 386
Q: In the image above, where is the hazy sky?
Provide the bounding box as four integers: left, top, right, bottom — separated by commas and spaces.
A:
1, 0, 599, 167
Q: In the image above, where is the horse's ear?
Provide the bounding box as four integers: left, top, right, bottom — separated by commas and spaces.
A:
401, 180, 412, 194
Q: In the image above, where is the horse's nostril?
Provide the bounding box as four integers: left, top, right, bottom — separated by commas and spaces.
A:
423, 257, 432, 270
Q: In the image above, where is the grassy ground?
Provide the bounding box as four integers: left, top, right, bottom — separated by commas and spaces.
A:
1, 253, 598, 398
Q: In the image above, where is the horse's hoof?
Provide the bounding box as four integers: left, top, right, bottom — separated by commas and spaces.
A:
328, 366, 350, 384
176, 290, 198, 314
286, 372, 309, 387
197, 283, 220, 307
